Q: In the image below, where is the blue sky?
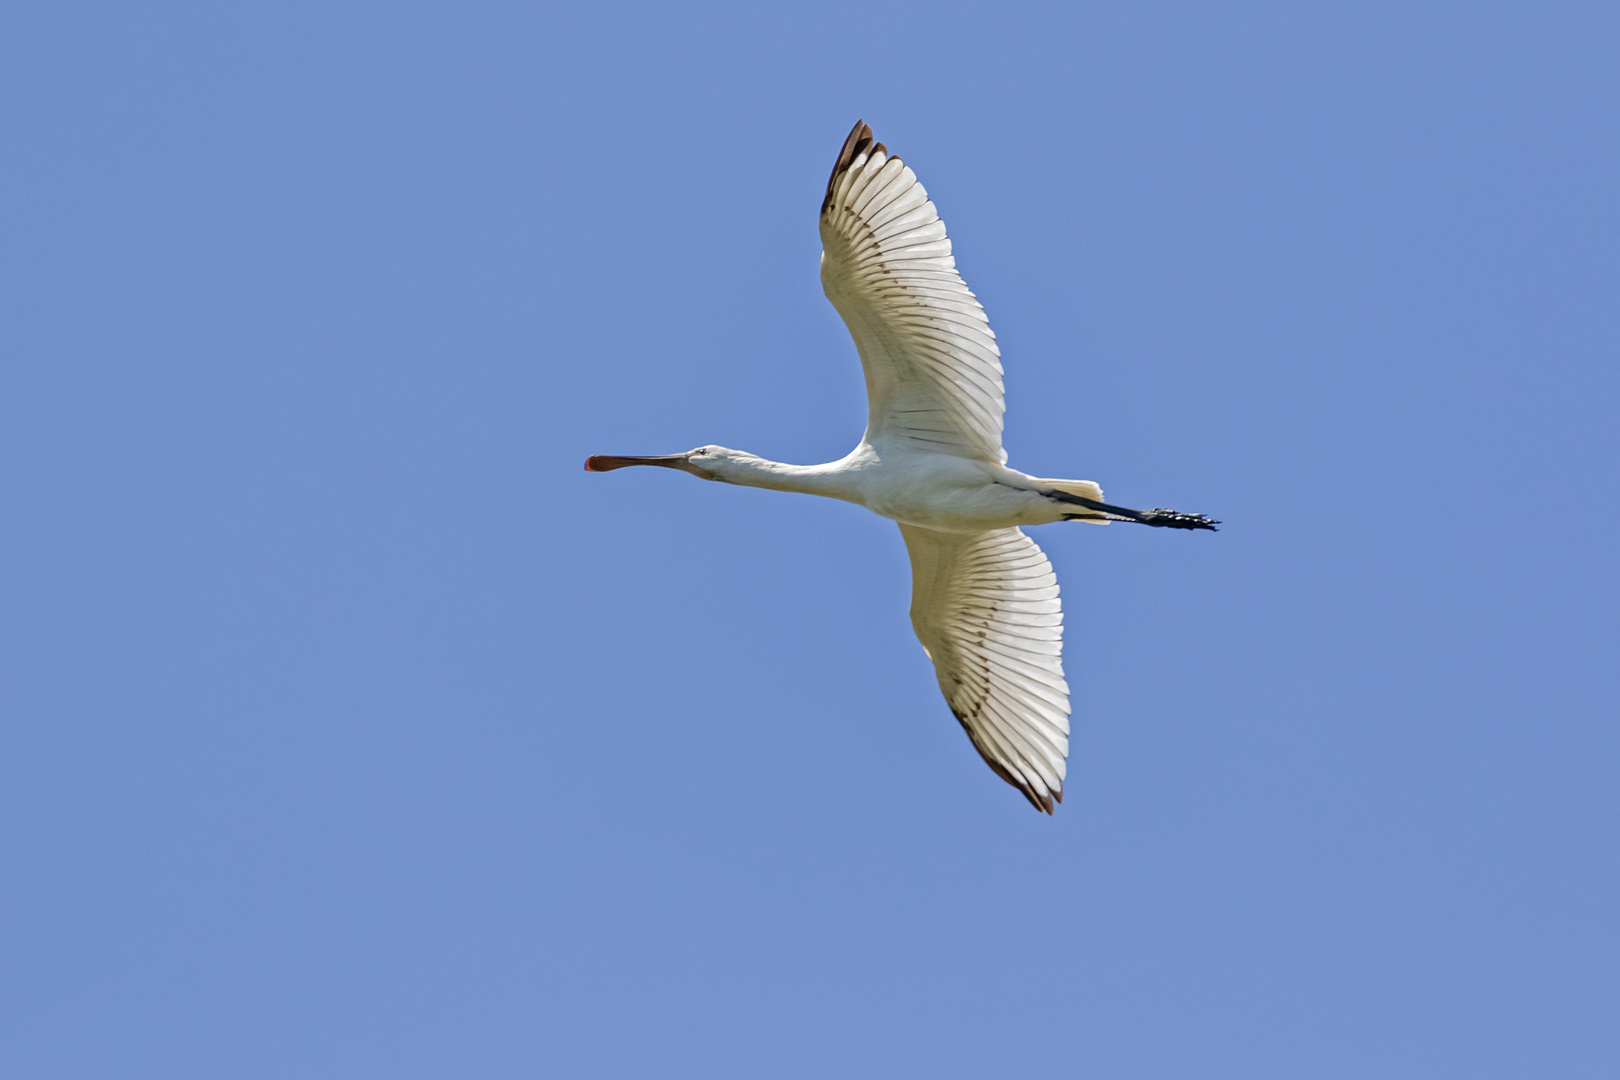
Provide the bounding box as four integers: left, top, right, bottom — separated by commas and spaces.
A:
3, 1, 1617, 1076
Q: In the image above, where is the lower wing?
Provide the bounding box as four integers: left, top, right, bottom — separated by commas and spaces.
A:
899, 523, 1071, 812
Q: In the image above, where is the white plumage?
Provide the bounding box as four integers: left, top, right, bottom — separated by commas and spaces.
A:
820, 137, 1006, 464
901, 525, 1069, 807
588, 121, 1216, 813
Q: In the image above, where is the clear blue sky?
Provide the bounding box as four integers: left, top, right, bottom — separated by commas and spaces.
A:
3, 1, 1617, 1076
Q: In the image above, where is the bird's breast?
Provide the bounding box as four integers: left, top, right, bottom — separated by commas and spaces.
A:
849, 452, 1063, 533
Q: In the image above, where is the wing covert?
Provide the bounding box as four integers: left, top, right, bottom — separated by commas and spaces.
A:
820, 120, 1006, 464
900, 523, 1071, 812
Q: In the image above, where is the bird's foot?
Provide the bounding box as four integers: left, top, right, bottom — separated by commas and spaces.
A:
1140, 508, 1221, 531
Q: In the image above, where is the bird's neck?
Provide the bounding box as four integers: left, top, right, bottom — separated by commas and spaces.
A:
720, 455, 860, 501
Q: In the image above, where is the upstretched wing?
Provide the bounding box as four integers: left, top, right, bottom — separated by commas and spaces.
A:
900, 523, 1071, 813
820, 120, 1006, 465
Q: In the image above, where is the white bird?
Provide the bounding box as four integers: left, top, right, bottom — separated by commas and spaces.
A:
588, 121, 1216, 813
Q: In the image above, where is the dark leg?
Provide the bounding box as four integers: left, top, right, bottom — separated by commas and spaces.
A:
1050, 491, 1219, 531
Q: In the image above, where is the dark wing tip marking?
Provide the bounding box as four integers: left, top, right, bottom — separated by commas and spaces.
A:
820, 120, 897, 216
952, 706, 1059, 815
822, 119, 872, 214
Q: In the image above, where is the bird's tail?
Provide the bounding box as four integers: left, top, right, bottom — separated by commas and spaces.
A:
1041, 478, 1110, 524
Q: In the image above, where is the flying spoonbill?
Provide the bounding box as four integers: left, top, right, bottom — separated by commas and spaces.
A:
588, 121, 1217, 813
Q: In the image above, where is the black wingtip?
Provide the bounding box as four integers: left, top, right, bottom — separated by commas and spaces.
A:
822, 119, 875, 214
955, 712, 1060, 815
1014, 784, 1051, 814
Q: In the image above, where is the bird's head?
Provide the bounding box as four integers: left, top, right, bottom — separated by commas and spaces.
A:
584, 445, 756, 482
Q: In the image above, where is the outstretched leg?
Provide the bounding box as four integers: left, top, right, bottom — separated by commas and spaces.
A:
1048, 490, 1220, 531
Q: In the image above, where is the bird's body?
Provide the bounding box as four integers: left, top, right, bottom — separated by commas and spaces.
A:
589, 121, 1216, 813
671, 443, 1085, 533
